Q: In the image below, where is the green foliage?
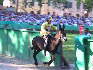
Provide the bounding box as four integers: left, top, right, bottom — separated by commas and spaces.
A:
63, 33, 78, 63
77, 0, 81, 5
57, 0, 67, 3
37, 0, 42, 3
77, 0, 93, 12
0, 0, 3, 5
84, 0, 93, 11
63, 49, 75, 64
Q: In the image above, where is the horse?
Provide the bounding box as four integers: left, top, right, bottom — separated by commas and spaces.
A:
31, 30, 69, 66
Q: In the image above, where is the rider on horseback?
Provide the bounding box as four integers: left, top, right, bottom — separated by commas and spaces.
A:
40, 17, 57, 48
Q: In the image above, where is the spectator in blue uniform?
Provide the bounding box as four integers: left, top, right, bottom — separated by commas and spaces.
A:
84, 28, 91, 36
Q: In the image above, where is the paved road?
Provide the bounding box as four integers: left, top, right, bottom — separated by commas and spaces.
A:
0, 55, 75, 70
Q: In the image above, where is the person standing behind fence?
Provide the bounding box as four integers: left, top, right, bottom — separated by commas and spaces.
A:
57, 20, 67, 41
83, 28, 91, 37
57, 20, 69, 67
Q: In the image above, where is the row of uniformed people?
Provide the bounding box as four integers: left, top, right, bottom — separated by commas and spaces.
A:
0, 11, 93, 26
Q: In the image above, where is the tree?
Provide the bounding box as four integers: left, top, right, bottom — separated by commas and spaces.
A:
37, 0, 42, 13
84, 0, 93, 11
32, 0, 67, 13
0, 0, 3, 5
48, 0, 67, 9
77, 0, 93, 12
57, 0, 67, 3
15, 0, 19, 12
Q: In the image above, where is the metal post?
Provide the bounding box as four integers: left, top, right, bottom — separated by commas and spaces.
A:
16, 0, 19, 12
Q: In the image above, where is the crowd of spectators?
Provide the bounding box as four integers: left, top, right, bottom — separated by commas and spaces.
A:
0, 11, 93, 26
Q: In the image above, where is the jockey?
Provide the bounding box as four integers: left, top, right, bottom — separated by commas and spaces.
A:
40, 17, 57, 35
40, 17, 57, 47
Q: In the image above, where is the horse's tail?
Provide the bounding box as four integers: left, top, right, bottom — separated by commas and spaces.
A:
30, 47, 34, 50
31, 38, 36, 50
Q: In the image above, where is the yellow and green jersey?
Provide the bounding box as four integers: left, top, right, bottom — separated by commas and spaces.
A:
40, 22, 57, 36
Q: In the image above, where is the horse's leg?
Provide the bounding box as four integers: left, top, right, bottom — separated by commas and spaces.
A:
33, 49, 41, 65
62, 55, 69, 67
48, 54, 55, 66
61, 44, 69, 67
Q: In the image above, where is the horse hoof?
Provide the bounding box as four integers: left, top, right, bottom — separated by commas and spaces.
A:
43, 62, 48, 65
35, 63, 38, 66
64, 64, 69, 67
43, 62, 50, 67
43, 62, 50, 66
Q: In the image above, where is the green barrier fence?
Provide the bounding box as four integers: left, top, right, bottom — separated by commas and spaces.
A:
0, 21, 41, 30
84, 25, 93, 31
65, 24, 79, 31
0, 21, 93, 31
0, 28, 63, 66
0, 29, 8, 55
87, 39, 93, 70
75, 35, 93, 70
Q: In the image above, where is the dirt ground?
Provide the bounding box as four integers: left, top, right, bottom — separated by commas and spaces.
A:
0, 55, 75, 70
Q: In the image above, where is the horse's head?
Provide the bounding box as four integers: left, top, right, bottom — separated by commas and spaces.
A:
48, 30, 64, 52
54, 30, 67, 43
54, 31, 62, 39
59, 24, 67, 42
